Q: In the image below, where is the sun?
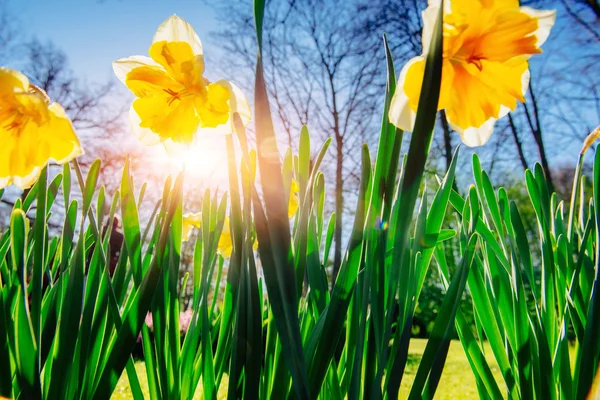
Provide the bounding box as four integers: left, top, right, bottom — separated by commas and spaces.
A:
146, 133, 233, 188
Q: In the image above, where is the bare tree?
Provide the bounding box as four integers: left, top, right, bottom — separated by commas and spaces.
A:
213, 0, 383, 280
561, 0, 600, 39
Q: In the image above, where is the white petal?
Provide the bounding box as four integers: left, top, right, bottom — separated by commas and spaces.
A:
153, 15, 203, 56
498, 105, 511, 120
448, 105, 511, 147
12, 166, 43, 190
421, 4, 440, 55
46, 103, 84, 164
449, 118, 495, 147
113, 56, 162, 86
215, 79, 252, 127
427, 0, 445, 8
388, 56, 423, 132
0, 177, 9, 190
520, 7, 556, 48
521, 68, 531, 98
129, 105, 162, 146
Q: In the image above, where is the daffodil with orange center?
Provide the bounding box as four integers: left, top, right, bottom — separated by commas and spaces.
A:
0, 67, 82, 189
389, 0, 555, 146
113, 15, 251, 147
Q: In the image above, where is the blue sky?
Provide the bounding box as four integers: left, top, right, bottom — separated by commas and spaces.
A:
5, 0, 223, 84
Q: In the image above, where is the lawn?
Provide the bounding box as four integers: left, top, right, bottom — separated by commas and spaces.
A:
398, 339, 503, 399
112, 339, 503, 399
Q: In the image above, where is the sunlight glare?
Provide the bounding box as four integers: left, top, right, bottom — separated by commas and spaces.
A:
147, 133, 232, 188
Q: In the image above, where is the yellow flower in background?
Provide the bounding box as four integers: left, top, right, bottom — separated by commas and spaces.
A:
217, 217, 259, 258
182, 212, 201, 241
0, 67, 82, 190
389, 0, 555, 147
218, 217, 233, 258
113, 15, 251, 147
288, 179, 300, 219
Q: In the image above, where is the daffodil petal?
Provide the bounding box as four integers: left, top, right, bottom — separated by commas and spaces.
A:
519, 7, 556, 48
492, 0, 520, 9
133, 95, 200, 143
113, 56, 162, 86
215, 79, 252, 127
129, 105, 162, 146
388, 56, 423, 132
288, 194, 299, 219
125, 65, 183, 98
42, 103, 84, 164
449, 105, 510, 147
192, 80, 251, 136
153, 15, 203, 56
182, 212, 202, 241
452, 117, 497, 147
195, 82, 231, 128
217, 217, 233, 258
519, 65, 530, 103
0, 67, 29, 95
148, 41, 203, 83
182, 223, 194, 242
0, 131, 17, 188
474, 58, 530, 105
2, 122, 45, 190
288, 180, 300, 218
11, 166, 44, 190
183, 212, 202, 224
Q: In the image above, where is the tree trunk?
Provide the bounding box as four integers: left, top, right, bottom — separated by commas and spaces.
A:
585, 0, 600, 19
508, 113, 529, 172
524, 81, 556, 194
326, 69, 344, 286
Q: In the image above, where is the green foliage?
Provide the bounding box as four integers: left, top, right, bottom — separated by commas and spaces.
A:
435, 151, 600, 400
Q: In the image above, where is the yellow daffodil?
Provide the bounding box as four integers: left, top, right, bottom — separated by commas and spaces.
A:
113, 15, 251, 147
182, 212, 202, 241
217, 217, 260, 258
288, 179, 300, 219
0, 67, 82, 190
218, 217, 233, 258
389, 0, 555, 147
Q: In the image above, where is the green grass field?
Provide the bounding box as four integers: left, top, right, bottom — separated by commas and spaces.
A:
112, 339, 503, 399
398, 339, 503, 399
